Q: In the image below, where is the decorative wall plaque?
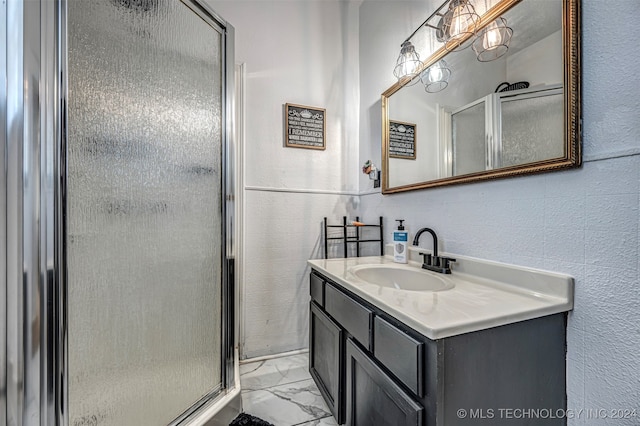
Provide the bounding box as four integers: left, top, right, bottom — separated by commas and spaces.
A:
388, 120, 416, 160
285, 103, 326, 150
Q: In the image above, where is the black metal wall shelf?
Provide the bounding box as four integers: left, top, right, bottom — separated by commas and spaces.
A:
323, 216, 384, 259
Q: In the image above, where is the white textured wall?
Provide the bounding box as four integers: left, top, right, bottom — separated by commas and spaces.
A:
208, 0, 362, 358
360, 0, 640, 423
242, 190, 359, 357
209, 0, 360, 193
507, 30, 563, 87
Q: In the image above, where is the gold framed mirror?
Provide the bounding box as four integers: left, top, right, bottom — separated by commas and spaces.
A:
382, 0, 581, 194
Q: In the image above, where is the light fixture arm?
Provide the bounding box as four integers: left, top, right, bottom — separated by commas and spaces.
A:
402, 0, 452, 44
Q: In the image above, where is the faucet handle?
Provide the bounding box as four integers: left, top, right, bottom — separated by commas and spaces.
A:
440, 257, 456, 270
419, 252, 432, 266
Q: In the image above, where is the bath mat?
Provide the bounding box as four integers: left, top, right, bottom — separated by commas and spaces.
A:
229, 413, 275, 426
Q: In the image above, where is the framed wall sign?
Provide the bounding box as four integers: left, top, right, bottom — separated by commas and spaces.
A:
284, 103, 326, 150
389, 120, 416, 160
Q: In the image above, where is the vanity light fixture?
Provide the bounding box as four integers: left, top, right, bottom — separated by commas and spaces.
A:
472, 17, 513, 61
421, 59, 451, 93
438, 0, 480, 51
393, 40, 424, 81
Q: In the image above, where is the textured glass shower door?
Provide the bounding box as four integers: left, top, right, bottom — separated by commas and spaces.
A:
66, 0, 224, 424
500, 92, 564, 167
452, 101, 486, 176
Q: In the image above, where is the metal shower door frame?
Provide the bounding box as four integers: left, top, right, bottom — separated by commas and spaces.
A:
2, 0, 237, 424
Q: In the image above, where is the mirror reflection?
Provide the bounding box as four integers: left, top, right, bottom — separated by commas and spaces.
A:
382, 0, 580, 192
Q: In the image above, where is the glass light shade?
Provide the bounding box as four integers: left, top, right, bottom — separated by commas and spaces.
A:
472, 17, 513, 62
441, 0, 480, 51
393, 41, 424, 80
421, 60, 451, 93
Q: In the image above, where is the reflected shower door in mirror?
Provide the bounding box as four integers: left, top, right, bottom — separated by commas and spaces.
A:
382, 0, 581, 193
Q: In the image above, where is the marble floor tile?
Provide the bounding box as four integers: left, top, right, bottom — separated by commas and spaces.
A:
242, 378, 332, 426
294, 415, 339, 426
240, 353, 311, 392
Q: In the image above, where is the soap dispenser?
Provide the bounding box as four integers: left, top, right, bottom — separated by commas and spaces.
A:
393, 220, 409, 263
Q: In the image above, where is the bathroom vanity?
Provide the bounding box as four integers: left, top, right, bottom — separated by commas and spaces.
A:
308, 251, 573, 426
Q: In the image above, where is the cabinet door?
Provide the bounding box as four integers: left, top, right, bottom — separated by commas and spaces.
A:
310, 302, 343, 423
345, 338, 423, 426
310, 272, 325, 306
325, 283, 373, 349
374, 316, 424, 397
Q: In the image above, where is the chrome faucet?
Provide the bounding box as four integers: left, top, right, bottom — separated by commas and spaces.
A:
413, 227, 455, 274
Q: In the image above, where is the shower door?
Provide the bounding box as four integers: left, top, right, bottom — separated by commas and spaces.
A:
64, 0, 230, 424
451, 100, 487, 176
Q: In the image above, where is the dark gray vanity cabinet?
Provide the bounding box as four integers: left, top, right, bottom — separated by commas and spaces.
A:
345, 337, 423, 426
309, 270, 567, 426
309, 301, 343, 422
309, 272, 344, 423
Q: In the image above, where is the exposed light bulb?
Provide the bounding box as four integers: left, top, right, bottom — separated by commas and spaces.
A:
402, 54, 419, 75
449, 5, 467, 40
421, 60, 450, 93
472, 17, 512, 62
393, 41, 423, 80
482, 21, 503, 50
428, 66, 443, 83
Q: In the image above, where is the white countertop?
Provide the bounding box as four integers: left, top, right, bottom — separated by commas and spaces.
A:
308, 248, 574, 340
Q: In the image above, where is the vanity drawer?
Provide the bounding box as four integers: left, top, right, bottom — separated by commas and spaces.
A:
325, 283, 372, 349
310, 272, 325, 306
374, 316, 424, 397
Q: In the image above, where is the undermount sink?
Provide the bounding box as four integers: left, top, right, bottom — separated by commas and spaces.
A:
349, 264, 454, 292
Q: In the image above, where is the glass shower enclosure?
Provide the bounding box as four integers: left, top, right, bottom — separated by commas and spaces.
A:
2, 0, 237, 424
